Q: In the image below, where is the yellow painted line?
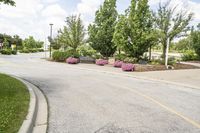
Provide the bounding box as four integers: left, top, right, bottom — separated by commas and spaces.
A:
121, 86, 200, 129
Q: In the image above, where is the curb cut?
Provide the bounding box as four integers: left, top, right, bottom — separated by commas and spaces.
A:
16, 77, 48, 133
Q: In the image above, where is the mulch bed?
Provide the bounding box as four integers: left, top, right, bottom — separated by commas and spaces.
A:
134, 63, 199, 72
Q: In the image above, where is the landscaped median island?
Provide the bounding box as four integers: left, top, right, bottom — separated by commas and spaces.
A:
46, 0, 200, 72
0, 74, 29, 133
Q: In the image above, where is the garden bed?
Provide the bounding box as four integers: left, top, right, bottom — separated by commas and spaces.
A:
0, 74, 30, 133
134, 63, 199, 72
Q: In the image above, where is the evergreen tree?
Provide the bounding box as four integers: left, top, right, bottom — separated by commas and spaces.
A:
88, 0, 117, 57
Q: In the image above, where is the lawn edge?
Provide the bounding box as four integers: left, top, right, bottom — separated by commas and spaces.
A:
15, 77, 48, 133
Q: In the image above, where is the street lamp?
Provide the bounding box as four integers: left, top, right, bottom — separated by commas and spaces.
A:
49, 23, 53, 58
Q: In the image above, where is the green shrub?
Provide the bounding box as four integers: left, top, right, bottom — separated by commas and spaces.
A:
38, 49, 44, 52
115, 54, 127, 61
123, 57, 137, 63
182, 50, 199, 61
1, 49, 12, 55
19, 49, 30, 53
77, 45, 96, 57
52, 51, 69, 62
11, 50, 17, 55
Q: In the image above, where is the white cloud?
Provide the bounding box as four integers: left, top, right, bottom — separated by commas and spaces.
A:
42, 4, 67, 18
0, 0, 199, 42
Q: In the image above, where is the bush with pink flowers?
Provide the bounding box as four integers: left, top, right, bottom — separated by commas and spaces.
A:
121, 63, 135, 71
96, 59, 108, 66
66, 57, 79, 64
113, 60, 123, 68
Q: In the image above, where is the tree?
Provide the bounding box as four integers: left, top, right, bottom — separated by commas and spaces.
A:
191, 24, 200, 57
0, 0, 15, 6
23, 36, 37, 49
123, 0, 154, 59
88, 0, 117, 57
112, 15, 128, 54
175, 37, 193, 52
154, 0, 193, 66
3, 38, 9, 49
57, 15, 85, 51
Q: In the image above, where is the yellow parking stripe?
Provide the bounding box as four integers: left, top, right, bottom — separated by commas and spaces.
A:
122, 86, 200, 129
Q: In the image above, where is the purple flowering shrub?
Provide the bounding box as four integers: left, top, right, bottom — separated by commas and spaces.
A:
121, 63, 135, 71
66, 57, 79, 64
96, 59, 108, 66
113, 61, 123, 68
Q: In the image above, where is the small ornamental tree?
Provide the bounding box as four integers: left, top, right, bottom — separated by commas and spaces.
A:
57, 15, 85, 52
88, 0, 117, 58
154, 0, 193, 66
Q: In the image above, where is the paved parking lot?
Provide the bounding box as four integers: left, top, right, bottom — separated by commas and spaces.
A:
0, 53, 200, 133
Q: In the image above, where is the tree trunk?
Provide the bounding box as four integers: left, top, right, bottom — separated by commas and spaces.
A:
149, 45, 152, 61
162, 42, 167, 61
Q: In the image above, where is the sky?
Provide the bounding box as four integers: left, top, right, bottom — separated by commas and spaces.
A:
0, 0, 200, 42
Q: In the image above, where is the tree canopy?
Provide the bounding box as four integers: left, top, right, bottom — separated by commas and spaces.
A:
88, 0, 117, 57
56, 15, 85, 51
154, 0, 193, 62
0, 0, 15, 6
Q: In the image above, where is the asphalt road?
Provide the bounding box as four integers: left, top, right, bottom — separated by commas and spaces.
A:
0, 53, 200, 133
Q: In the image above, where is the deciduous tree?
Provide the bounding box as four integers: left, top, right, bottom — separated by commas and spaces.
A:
88, 0, 117, 57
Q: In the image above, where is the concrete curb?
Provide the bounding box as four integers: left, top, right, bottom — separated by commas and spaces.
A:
15, 77, 48, 133
67, 65, 200, 90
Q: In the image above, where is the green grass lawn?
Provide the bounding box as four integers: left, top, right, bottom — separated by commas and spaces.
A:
0, 74, 30, 133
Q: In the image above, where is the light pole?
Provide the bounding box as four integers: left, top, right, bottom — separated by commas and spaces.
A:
49, 23, 53, 58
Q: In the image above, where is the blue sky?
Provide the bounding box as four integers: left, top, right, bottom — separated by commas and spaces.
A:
0, 0, 199, 42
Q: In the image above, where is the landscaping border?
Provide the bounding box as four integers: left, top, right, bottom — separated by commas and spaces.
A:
15, 77, 48, 133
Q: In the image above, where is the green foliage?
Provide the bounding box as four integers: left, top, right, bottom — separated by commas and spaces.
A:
0, 49, 12, 55
56, 15, 85, 51
88, 0, 117, 57
123, 57, 137, 64
114, 53, 127, 61
3, 38, 9, 49
191, 25, 200, 57
154, 0, 193, 60
175, 37, 193, 52
182, 50, 199, 61
112, 15, 128, 54
18, 48, 43, 53
52, 49, 80, 62
0, 74, 29, 133
0, 0, 15, 6
122, 0, 155, 59
52, 51, 69, 62
23, 36, 43, 49
77, 45, 97, 57
11, 50, 17, 55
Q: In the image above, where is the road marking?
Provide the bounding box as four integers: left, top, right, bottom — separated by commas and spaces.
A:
121, 86, 200, 129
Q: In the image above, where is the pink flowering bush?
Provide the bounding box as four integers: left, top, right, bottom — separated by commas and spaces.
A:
113, 60, 123, 68
66, 57, 79, 64
96, 59, 108, 66
122, 63, 135, 71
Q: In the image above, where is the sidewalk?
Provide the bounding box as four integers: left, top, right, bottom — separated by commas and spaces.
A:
73, 63, 200, 89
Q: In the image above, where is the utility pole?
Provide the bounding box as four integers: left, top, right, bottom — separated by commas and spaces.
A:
49, 23, 53, 58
